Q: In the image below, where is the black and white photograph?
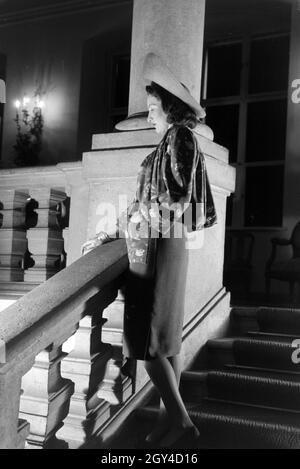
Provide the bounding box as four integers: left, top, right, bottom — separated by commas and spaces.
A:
0, 0, 299, 453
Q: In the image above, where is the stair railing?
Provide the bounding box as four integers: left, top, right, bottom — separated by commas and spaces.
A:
0, 239, 128, 449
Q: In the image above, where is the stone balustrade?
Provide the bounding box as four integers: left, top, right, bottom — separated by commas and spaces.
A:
0, 240, 128, 449
0, 163, 88, 298
0, 167, 70, 290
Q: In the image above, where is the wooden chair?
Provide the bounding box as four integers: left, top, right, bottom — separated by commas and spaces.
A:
265, 221, 300, 302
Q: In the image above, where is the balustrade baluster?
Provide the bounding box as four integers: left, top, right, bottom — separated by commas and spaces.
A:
57, 303, 115, 448
0, 189, 28, 281
98, 290, 134, 405
19, 344, 74, 449
0, 370, 29, 449
24, 188, 67, 282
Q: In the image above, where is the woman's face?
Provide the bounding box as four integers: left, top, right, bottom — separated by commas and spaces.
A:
147, 94, 169, 135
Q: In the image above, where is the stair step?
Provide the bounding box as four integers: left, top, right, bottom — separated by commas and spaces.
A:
181, 368, 300, 411
180, 371, 208, 402
225, 363, 300, 377
208, 337, 300, 371
207, 338, 235, 367
232, 306, 258, 318
231, 307, 259, 335
206, 369, 300, 411
188, 399, 300, 448
232, 306, 300, 335
257, 307, 300, 334
247, 331, 300, 341
134, 399, 300, 449
104, 304, 300, 449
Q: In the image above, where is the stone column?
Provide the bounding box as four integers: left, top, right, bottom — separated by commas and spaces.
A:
128, 0, 206, 117
24, 188, 66, 282
283, 2, 300, 234
0, 190, 28, 281
116, 0, 212, 138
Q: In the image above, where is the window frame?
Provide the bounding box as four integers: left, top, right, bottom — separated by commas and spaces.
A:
203, 31, 289, 229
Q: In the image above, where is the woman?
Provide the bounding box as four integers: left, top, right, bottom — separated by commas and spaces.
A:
82, 53, 217, 448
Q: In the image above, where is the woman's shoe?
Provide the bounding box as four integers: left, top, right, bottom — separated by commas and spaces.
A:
136, 436, 156, 449
137, 432, 168, 449
141, 414, 170, 447
159, 426, 200, 449
136, 425, 171, 449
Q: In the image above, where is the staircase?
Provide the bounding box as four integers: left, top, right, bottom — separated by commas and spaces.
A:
103, 306, 300, 449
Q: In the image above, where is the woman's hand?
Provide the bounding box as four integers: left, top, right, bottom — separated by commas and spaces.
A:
81, 231, 116, 256
81, 237, 100, 256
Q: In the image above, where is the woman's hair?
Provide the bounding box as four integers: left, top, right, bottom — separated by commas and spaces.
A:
146, 81, 199, 129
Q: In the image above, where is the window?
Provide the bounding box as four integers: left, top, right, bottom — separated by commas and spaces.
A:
244, 166, 284, 227
206, 43, 242, 98
204, 33, 289, 228
249, 36, 290, 94
246, 100, 287, 162
206, 104, 239, 163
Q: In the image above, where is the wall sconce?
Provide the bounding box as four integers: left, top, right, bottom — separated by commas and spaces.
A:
36, 96, 45, 109
13, 94, 45, 167
14, 94, 45, 112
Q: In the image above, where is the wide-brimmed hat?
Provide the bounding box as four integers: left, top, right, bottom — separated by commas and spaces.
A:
143, 53, 206, 119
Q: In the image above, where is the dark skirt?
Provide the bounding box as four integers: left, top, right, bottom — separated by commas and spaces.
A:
123, 224, 189, 361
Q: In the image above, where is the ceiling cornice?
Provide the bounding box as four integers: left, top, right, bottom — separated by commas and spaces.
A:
0, 0, 132, 27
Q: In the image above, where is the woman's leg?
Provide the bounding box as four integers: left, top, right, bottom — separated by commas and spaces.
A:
144, 355, 196, 446
145, 354, 181, 443
167, 354, 181, 384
